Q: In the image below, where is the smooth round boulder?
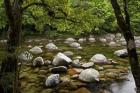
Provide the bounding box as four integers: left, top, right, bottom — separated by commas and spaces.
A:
29, 46, 43, 54
69, 42, 81, 48
90, 54, 108, 64
45, 43, 58, 51
108, 41, 117, 47
52, 53, 72, 66
45, 74, 60, 87
64, 38, 76, 44
79, 68, 100, 82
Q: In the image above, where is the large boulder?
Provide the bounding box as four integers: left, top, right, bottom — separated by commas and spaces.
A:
50, 66, 67, 73
33, 57, 44, 67
90, 54, 108, 64
52, 53, 72, 66
114, 49, 128, 57
45, 74, 60, 87
79, 68, 100, 82
18, 51, 33, 61
64, 38, 76, 44
29, 46, 43, 54
45, 43, 58, 51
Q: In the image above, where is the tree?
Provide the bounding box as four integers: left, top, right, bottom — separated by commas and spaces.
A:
110, 0, 140, 92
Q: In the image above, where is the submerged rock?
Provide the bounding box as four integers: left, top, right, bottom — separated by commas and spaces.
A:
52, 53, 72, 66
29, 46, 43, 54
50, 66, 67, 73
45, 74, 60, 87
72, 87, 91, 93
90, 54, 108, 64
79, 68, 100, 82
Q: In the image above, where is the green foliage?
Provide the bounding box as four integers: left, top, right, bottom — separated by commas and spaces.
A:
0, 1, 7, 29
0, 0, 140, 35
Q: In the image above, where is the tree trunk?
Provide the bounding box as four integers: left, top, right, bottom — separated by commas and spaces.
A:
110, 0, 140, 92
0, 0, 22, 93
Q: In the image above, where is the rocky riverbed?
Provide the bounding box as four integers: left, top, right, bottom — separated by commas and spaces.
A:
1, 33, 140, 93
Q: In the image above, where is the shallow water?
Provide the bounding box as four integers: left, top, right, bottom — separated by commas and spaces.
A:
110, 72, 136, 93
88, 72, 136, 93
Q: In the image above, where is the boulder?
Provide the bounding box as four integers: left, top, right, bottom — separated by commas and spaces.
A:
69, 42, 81, 49
82, 62, 94, 68
90, 54, 108, 64
0, 39, 7, 43
108, 41, 118, 47
114, 49, 128, 57
18, 51, 33, 61
45, 43, 58, 51
79, 68, 100, 82
45, 74, 60, 87
44, 60, 51, 66
33, 57, 44, 67
52, 53, 72, 66
78, 38, 86, 43
99, 38, 107, 43
71, 59, 82, 68
29, 46, 43, 54
63, 51, 74, 58
89, 38, 96, 43
50, 66, 67, 73
116, 33, 122, 38
64, 38, 76, 44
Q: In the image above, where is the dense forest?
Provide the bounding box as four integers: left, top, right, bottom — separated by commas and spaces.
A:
0, 0, 140, 93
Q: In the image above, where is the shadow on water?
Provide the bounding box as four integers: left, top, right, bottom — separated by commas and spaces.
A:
87, 71, 136, 93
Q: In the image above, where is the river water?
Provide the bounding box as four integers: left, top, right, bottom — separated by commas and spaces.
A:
88, 71, 136, 93
110, 72, 136, 93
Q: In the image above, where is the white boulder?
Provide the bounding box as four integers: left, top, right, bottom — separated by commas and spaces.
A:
89, 38, 96, 43
45, 43, 58, 51
79, 68, 99, 82
90, 54, 108, 64
78, 38, 86, 43
29, 46, 43, 54
114, 49, 128, 57
69, 42, 81, 49
52, 53, 72, 66
18, 51, 33, 61
64, 38, 76, 44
